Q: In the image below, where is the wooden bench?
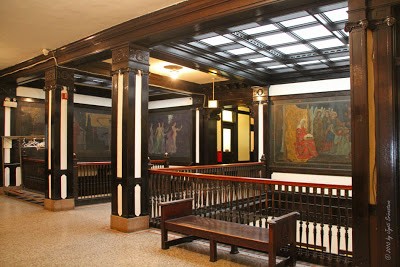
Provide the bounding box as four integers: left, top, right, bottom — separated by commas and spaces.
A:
160, 198, 299, 267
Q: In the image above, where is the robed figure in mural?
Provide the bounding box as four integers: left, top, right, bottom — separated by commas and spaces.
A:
295, 119, 318, 160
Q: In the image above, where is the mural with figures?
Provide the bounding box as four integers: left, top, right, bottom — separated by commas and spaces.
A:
148, 109, 192, 163
271, 94, 351, 174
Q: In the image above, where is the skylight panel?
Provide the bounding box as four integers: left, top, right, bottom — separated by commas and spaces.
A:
243, 24, 278, 35
333, 31, 344, 39
323, 7, 348, 22
257, 33, 296, 46
293, 25, 332, 39
276, 44, 311, 54
311, 38, 344, 49
268, 65, 287, 69
249, 57, 273, 63
227, 47, 254, 55
201, 35, 233, 46
297, 60, 321, 65
280, 15, 316, 27
330, 56, 350, 61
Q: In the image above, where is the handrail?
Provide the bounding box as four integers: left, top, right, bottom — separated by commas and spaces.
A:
161, 162, 264, 170
77, 161, 111, 166
150, 169, 352, 190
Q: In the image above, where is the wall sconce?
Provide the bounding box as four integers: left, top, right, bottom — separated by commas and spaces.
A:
208, 77, 218, 108
164, 64, 182, 79
252, 86, 269, 103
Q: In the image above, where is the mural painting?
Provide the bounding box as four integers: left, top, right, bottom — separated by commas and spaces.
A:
148, 109, 192, 163
271, 94, 351, 174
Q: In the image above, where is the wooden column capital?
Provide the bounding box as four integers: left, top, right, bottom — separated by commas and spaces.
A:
111, 44, 149, 72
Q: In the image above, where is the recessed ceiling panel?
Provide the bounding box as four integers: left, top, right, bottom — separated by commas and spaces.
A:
280, 15, 316, 27
323, 7, 348, 22
293, 25, 332, 39
311, 38, 344, 49
201, 35, 233, 46
276, 44, 312, 54
243, 24, 278, 35
257, 33, 296, 46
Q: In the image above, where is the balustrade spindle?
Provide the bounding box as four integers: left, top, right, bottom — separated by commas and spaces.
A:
328, 188, 333, 261
344, 189, 350, 263
320, 186, 325, 261
305, 187, 310, 256
337, 189, 342, 264
313, 187, 318, 259
299, 186, 304, 256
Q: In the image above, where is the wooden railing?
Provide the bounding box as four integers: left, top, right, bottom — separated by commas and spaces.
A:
149, 164, 352, 266
75, 161, 112, 205
74, 158, 169, 205
20, 158, 46, 193
19, 157, 169, 205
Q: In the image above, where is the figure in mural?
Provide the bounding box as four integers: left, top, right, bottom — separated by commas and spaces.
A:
312, 109, 324, 153
148, 123, 154, 154
166, 122, 183, 154
334, 127, 351, 157
295, 118, 318, 160
154, 122, 165, 154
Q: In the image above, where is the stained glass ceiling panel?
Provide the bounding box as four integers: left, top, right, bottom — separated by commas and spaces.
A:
257, 32, 297, 46
201, 35, 233, 46
268, 65, 287, 69
276, 44, 312, 54
293, 25, 332, 39
243, 24, 278, 35
280, 15, 316, 27
297, 60, 321, 65
227, 47, 254, 55
249, 57, 273, 63
311, 38, 344, 49
330, 56, 350, 61
323, 7, 348, 22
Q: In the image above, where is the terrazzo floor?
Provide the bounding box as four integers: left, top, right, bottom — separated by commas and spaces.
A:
0, 195, 323, 267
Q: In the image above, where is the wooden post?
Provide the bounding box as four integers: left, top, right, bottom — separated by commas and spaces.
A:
110, 44, 150, 232
43, 67, 75, 211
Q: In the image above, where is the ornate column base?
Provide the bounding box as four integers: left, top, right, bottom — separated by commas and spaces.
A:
44, 198, 75, 211
110, 215, 149, 233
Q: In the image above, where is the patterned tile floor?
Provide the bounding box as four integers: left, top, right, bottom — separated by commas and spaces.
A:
0, 195, 324, 266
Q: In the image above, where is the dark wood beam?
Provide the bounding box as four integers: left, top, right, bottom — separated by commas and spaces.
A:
0, 0, 339, 80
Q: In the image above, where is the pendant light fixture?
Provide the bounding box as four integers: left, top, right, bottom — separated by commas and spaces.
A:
208, 77, 218, 108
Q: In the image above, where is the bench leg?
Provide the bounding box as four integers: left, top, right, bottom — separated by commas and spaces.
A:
289, 242, 297, 266
230, 245, 239, 254
161, 228, 169, 250
268, 250, 276, 267
210, 240, 217, 262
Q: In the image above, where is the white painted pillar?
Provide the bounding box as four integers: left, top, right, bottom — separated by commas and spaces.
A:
195, 108, 200, 164
3, 105, 11, 187
258, 103, 264, 161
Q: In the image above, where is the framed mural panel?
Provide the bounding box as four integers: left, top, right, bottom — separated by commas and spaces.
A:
74, 104, 111, 161
270, 92, 351, 175
149, 108, 193, 165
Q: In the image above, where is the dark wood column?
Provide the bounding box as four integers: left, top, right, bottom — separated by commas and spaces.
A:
371, 5, 399, 267
200, 108, 220, 165
348, 0, 400, 266
43, 67, 75, 211
110, 44, 150, 232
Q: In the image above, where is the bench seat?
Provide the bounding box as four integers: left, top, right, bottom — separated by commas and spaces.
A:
160, 198, 298, 267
